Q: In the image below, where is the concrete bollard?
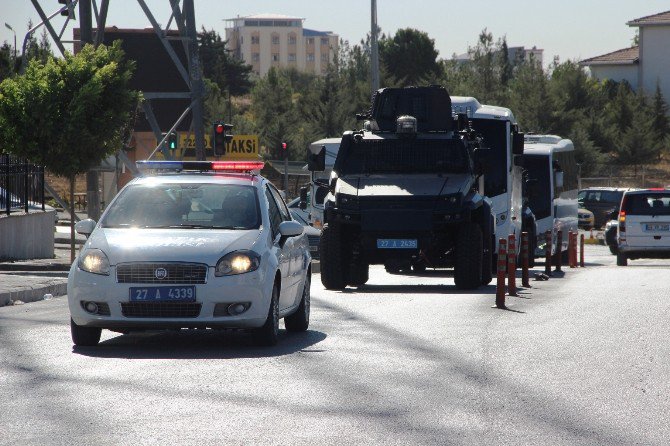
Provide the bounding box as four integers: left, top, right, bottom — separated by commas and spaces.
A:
544, 230, 553, 276
507, 233, 517, 296
580, 233, 585, 267
521, 231, 531, 288
496, 238, 507, 309
555, 230, 563, 272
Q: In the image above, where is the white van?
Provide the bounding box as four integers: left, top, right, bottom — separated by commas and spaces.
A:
617, 188, 670, 266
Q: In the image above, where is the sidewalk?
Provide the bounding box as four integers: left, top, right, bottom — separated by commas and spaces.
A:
1, 210, 88, 306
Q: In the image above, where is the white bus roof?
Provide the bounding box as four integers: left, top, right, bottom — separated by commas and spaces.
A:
451, 96, 516, 122
523, 135, 574, 155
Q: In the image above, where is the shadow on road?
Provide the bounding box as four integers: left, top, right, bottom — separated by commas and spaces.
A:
343, 283, 497, 295
72, 329, 327, 359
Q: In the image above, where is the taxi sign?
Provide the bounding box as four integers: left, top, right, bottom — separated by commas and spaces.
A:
177, 133, 259, 160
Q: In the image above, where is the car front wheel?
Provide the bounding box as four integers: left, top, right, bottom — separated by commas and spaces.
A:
70, 318, 101, 346
253, 284, 279, 346
285, 274, 310, 332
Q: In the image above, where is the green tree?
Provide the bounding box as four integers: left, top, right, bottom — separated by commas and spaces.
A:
0, 41, 140, 259
379, 28, 440, 86
250, 68, 297, 158
198, 28, 253, 96
509, 60, 552, 132
0, 42, 13, 81
569, 124, 607, 176
651, 82, 670, 143
461, 29, 505, 104
22, 25, 52, 67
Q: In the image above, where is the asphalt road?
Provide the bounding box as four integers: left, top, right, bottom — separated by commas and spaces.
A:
1, 245, 669, 445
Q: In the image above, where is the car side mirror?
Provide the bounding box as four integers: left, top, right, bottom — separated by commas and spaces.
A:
307, 145, 326, 171
512, 131, 524, 155
75, 218, 96, 237
278, 220, 304, 246
299, 186, 308, 210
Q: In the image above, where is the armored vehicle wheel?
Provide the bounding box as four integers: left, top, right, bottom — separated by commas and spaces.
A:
349, 263, 369, 286
320, 223, 347, 290
481, 233, 493, 285
454, 223, 483, 290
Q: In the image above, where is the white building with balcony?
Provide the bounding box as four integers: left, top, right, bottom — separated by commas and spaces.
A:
225, 14, 338, 77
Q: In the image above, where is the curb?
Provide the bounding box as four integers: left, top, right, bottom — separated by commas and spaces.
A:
0, 281, 67, 308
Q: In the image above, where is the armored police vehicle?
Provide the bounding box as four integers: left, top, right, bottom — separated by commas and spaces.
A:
309, 86, 494, 290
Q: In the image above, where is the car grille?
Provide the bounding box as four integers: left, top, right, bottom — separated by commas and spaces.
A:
121, 302, 202, 318
116, 263, 207, 284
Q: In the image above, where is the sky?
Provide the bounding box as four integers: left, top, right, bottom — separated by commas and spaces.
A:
1, 0, 669, 68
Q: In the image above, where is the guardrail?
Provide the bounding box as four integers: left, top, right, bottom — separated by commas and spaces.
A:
0, 154, 45, 217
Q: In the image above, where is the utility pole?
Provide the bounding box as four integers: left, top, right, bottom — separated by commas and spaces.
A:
79, 0, 101, 221
183, 0, 206, 161
370, 0, 380, 93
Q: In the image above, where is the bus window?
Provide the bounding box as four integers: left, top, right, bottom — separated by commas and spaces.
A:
471, 118, 508, 197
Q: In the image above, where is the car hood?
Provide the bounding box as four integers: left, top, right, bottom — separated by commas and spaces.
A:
337, 174, 472, 197
86, 228, 263, 266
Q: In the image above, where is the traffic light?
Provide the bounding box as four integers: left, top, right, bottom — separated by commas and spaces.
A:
213, 122, 233, 157
167, 132, 178, 151
58, 0, 76, 19
281, 142, 288, 160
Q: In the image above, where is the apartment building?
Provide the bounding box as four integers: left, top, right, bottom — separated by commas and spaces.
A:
225, 14, 338, 77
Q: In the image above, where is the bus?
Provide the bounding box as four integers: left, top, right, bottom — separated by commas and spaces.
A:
451, 97, 525, 255
522, 134, 579, 258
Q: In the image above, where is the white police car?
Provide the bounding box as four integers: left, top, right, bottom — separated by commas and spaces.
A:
68, 161, 311, 346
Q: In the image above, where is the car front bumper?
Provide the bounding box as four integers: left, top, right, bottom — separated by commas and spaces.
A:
67, 264, 271, 330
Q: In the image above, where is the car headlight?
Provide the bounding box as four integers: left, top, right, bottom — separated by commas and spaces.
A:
78, 248, 110, 275
215, 250, 260, 276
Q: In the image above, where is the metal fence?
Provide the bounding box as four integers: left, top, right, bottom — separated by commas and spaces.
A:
579, 163, 670, 190
0, 154, 45, 216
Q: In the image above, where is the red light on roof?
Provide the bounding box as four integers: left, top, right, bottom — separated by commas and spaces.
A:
648, 188, 666, 191
211, 161, 265, 171
215, 124, 224, 134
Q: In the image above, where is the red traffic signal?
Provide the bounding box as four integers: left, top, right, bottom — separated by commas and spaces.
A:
281, 142, 287, 150
215, 124, 225, 134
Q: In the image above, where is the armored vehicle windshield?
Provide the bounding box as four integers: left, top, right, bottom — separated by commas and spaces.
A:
335, 138, 470, 175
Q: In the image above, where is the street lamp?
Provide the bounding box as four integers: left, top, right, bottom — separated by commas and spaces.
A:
4, 22, 17, 61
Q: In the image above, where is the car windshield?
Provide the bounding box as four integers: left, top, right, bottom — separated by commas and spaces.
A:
100, 183, 260, 229
623, 192, 670, 216
337, 138, 469, 175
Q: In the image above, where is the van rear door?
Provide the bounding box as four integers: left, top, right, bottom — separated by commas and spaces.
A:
622, 191, 670, 248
